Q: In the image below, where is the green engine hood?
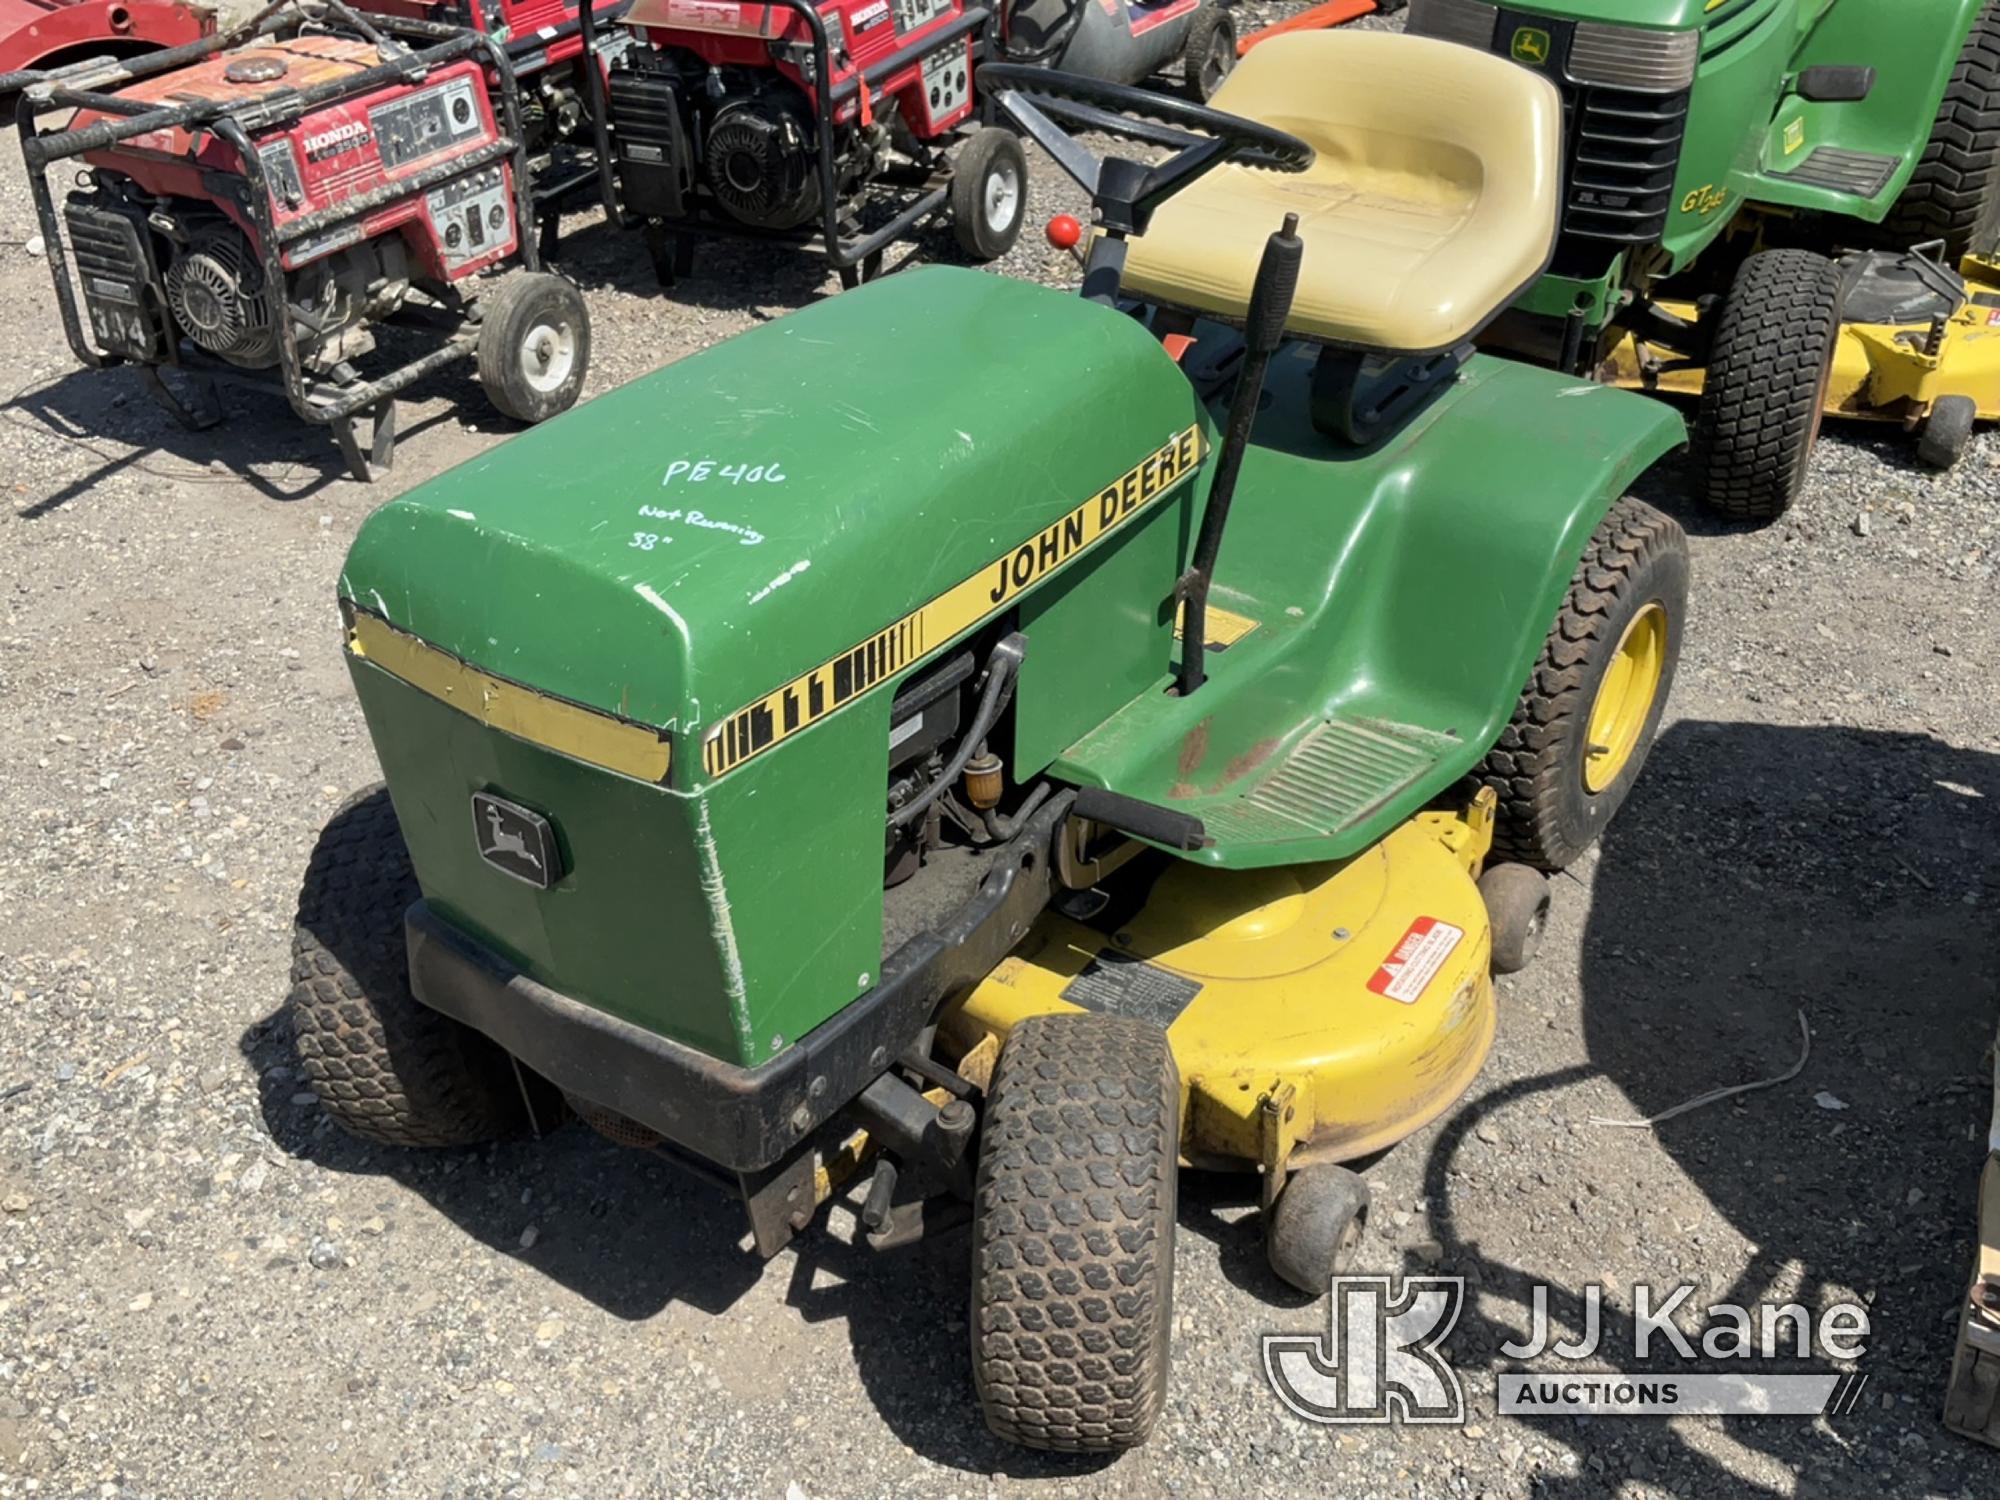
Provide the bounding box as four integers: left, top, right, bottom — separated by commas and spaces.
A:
340, 266, 1206, 789
1502, 0, 1751, 28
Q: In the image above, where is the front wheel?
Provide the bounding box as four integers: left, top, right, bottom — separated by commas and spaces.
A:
1692, 249, 1843, 523
1476, 497, 1688, 873
951, 127, 1029, 262
971, 1012, 1178, 1452
477, 270, 590, 424
290, 787, 528, 1148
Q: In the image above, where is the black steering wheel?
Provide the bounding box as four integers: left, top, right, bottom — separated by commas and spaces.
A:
976, 64, 1313, 237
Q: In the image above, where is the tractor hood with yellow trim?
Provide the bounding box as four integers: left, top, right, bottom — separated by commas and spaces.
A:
337, 267, 1210, 786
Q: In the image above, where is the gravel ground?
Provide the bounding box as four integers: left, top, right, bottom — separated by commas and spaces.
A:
3, 7, 1999, 1497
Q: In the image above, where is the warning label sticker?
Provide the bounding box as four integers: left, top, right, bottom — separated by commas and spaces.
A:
1366, 918, 1465, 1004
1061, 951, 1202, 1027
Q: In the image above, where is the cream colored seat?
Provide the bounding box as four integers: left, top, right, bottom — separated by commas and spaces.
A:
1121, 31, 1564, 355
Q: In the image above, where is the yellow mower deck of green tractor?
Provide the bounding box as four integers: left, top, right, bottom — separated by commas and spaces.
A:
946, 796, 1501, 1175
1603, 252, 2000, 471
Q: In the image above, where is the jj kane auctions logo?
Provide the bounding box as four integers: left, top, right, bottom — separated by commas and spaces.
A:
1264, 1277, 1872, 1423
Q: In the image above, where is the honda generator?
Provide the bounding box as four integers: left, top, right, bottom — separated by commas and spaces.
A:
15, 0, 591, 480
600, 0, 1027, 283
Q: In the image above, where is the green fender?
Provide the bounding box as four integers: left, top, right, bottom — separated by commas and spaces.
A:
1750, 0, 1986, 220
1053, 350, 1688, 869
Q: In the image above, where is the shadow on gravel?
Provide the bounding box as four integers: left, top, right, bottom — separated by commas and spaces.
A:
241, 1012, 768, 1321
1422, 721, 2000, 1496
542, 204, 998, 318
1627, 429, 1951, 541
7, 358, 497, 509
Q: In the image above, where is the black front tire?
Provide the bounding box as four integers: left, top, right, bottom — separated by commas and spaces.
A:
290, 788, 527, 1148
1692, 249, 1843, 523
477, 271, 590, 425
1179, 5, 1236, 104
1878, 1, 2000, 261
971, 1012, 1179, 1453
951, 127, 1028, 263
1476, 497, 1688, 873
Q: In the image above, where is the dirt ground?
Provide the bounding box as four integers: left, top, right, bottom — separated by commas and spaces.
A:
3, 15, 1999, 1499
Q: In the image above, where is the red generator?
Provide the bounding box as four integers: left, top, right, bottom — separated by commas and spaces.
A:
599, 0, 1027, 284
0, 0, 213, 78
14, 0, 591, 479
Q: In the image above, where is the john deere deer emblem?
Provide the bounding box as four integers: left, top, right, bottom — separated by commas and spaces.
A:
472, 791, 562, 888
1511, 26, 1551, 65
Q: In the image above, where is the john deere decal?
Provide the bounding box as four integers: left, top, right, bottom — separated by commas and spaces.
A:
703, 424, 1207, 777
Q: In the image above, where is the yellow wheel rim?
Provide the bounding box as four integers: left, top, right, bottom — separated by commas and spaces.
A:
1582, 603, 1667, 794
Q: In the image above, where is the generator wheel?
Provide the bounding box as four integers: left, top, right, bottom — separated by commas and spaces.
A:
1477, 497, 1688, 873
951, 127, 1028, 262
1179, 5, 1236, 103
1478, 862, 1551, 975
971, 1012, 1178, 1453
1692, 249, 1843, 523
477, 271, 590, 425
290, 787, 527, 1148
1920, 394, 1979, 470
1267, 1165, 1370, 1295
1877, 0, 2000, 261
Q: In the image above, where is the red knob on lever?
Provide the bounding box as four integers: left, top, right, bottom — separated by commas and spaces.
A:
1045, 214, 1082, 251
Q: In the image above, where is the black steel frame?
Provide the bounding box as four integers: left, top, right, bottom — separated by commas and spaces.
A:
595, 0, 990, 276
9, 0, 542, 478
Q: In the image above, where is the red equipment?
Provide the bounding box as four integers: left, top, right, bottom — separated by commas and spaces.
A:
598, 0, 1027, 284
12, 0, 591, 479
0, 0, 212, 77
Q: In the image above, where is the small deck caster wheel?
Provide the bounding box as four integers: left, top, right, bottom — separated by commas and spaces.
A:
1479, 862, 1551, 975
1267, 1164, 1370, 1295
1919, 394, 1977, 471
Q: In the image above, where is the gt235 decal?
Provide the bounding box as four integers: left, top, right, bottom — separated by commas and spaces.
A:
701, 423, 1207, 778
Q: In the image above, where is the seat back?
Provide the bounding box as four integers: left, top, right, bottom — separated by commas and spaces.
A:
1121, 31, 1566, 353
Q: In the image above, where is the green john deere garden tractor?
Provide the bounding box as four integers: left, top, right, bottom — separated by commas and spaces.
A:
292, 31, 1692, 1451
1409, 0, 2000, 516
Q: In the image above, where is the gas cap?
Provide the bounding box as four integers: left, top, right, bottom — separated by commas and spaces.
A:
223, 55, 289, 83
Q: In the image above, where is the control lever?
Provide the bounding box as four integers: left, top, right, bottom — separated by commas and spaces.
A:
1174, 212, 1302, 695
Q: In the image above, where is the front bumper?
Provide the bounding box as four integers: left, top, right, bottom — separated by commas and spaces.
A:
404, 790, 1071, 1174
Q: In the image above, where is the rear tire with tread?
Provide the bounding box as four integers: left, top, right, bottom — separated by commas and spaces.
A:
290, 787, 527, 1148
1475, 498, 1688, 873
1692, 249, 1843, 523
1878, 1, 2000, 261
971, 1012, 1179, 1453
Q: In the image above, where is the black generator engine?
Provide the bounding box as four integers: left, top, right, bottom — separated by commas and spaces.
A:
609, 52, 839, 232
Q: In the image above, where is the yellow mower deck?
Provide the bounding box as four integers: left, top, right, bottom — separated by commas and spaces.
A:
944, 798, 1499, 1175
1603, 258, 2000, 428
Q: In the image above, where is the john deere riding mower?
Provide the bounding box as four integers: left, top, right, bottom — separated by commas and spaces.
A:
292, 31, 1690, 1451
1408, 0, 2000, 517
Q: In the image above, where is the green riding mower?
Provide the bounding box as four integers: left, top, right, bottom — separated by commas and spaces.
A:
292, 32, 1691, 1451
1406, 0, 2000, 516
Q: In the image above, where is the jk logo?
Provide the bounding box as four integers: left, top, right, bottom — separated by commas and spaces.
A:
1262, 1276, 1467, 1425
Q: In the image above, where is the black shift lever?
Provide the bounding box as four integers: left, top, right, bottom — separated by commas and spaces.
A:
1175, 212, 1304, 696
